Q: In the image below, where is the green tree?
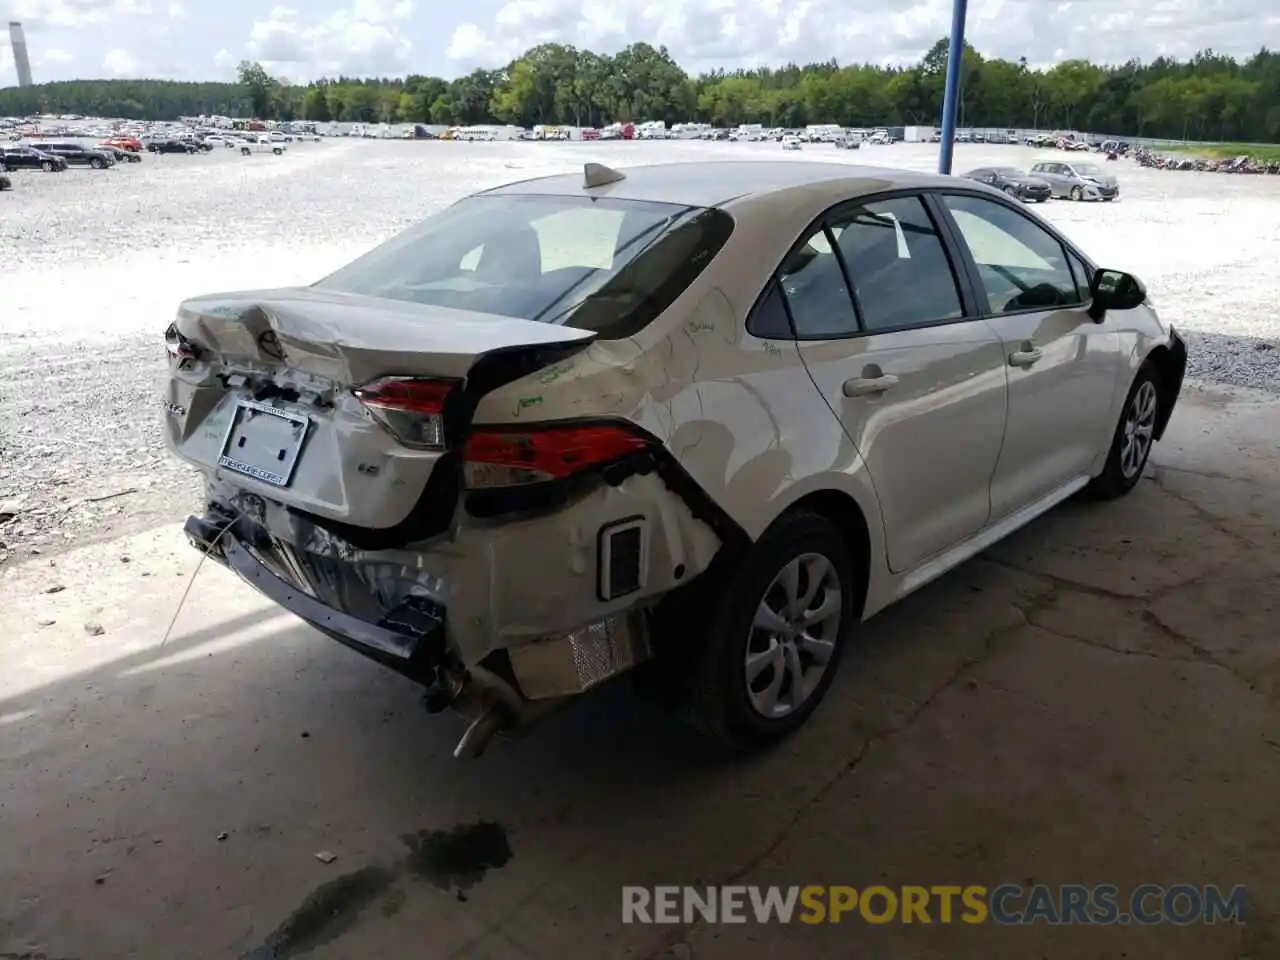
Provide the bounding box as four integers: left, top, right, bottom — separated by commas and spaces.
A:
236, 60, 274, 119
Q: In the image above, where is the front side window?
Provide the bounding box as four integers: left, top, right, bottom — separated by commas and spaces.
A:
314, 194, 734, 339
1066, 250, 1095, 300
939, 193, 1081, 314
834, 196, 964, 332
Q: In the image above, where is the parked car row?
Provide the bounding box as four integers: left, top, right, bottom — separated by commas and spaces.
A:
1, 128, 299, 186
964, 160, 1120, 202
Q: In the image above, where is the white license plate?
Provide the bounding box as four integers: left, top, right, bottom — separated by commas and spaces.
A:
217, 400, 310, 487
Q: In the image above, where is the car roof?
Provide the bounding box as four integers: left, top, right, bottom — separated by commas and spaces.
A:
475, 160, 964, 209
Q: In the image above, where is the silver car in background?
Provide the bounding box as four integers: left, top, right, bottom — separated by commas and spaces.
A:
1029, 160, 1120, 201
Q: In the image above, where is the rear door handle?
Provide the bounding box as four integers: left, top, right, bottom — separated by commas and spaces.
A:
843, 374, 899, 397
1009, 348, 1043, 368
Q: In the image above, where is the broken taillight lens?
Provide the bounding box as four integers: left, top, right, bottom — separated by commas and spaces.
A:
462, 424, 651, 489
164, 322, 200, 364
353, 376, 459, 450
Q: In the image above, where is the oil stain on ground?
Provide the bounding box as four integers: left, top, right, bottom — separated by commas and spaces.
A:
240, 822, 512, 959
398, 821, 513, 893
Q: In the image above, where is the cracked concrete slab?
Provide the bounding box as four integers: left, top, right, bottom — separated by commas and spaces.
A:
0, 383, 1277, 960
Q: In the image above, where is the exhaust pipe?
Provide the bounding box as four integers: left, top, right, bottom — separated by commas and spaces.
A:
444, 662, 569, 759
453, 704, 510, 759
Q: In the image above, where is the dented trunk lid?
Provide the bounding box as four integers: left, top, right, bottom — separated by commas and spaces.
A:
165, 287, 595, 535
175, 286, 597, 382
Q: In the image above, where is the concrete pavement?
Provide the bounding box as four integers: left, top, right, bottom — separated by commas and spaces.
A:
1, 382, 1277, 960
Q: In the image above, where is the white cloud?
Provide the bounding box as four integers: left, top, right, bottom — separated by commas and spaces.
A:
443, 0, 1277, 73
101, 47, 136, 75
45, 47, 72, 61
167, 0, 184, 15
1, 0, 151, 29
244, 2, 412, 81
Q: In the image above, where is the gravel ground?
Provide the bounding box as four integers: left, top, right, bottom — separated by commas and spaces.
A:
1, 137, 1277, 564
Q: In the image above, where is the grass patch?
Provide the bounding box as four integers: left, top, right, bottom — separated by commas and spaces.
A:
1162, 142, 1280, 162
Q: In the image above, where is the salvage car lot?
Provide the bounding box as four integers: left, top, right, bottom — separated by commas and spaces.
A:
1, 139, 1278, 958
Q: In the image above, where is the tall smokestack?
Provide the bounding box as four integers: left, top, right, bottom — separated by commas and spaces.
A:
9, 21, 33, 87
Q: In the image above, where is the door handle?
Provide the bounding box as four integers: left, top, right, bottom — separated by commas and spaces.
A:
843, 374, 899, 397
1008, 347, 1043, 368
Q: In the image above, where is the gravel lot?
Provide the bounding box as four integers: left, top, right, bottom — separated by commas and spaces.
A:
1, 137, 1277, 562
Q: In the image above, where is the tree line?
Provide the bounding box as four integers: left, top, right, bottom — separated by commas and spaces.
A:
2, 39, 1277, 144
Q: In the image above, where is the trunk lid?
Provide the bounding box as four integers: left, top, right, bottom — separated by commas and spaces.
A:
166, 287, 595, 536
175, 286, 596, 382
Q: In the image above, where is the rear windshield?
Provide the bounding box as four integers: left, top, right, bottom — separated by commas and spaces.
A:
313, 194, 734, 339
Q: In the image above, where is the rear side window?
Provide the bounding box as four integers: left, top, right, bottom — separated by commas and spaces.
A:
834, 196, 964, 332
778, 226, 859, 338
314, 194, 734, 340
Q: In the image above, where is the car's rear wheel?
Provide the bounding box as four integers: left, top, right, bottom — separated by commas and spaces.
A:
1070, 186, 1084, 200
690, 511, 855, 750
241, 147, 251, 156
1086, 362, 1161, 499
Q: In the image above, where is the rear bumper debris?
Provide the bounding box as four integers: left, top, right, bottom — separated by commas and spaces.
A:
183, 504, 660, 757
184, 511, 447, 682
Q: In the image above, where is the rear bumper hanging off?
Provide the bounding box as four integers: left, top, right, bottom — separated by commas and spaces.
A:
183, 512, 447, 683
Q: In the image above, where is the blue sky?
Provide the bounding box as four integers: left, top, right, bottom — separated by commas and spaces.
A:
1, 0, 1276, 86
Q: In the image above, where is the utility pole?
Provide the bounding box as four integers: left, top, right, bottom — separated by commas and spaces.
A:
8, 22, 33, 87
936, 0, 969, 175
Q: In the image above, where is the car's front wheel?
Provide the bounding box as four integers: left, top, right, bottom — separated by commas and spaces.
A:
241, 147, 251, 156
691, 511, 855, 750
41, 160, 53, 172
1086, 362, 1161, 499
1070, 186, 1084, 201
90, 157, 105, 169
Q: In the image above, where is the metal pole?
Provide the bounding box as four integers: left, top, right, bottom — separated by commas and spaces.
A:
937, 0, 970, 175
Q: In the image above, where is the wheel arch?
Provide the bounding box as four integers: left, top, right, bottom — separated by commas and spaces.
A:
772, 487, 874, 620
1143, 338, 1187, 440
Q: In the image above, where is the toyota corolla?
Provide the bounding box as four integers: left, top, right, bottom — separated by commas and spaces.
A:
164, 161, 1186, 759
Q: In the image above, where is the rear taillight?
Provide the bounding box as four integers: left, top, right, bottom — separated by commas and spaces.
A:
164, 322, 200, 365
462, 424, 651, 489
353, 376, 460, 450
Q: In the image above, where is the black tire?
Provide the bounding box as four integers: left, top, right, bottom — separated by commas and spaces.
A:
1086, 362, 1161, 500
273, 147, 283, 155
1102, 196, 1115, 202
690, 511, 856, 750
241, 147, 251, 156
1070, 186, 1083, 201
1036, 197, 1047, 203
1003, 185, 1019, 198
90, 157, 105, 169
41, 160, 53, 172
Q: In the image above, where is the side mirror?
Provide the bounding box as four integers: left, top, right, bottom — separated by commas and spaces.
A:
1087, 268, 1146, 321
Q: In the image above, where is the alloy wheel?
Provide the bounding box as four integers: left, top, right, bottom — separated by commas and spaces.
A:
745, 553, 842, 719
1120, 380, 1158, 479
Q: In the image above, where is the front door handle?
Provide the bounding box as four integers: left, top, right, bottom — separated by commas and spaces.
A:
843, 374, 899, 397
1009, 347, 1043, 368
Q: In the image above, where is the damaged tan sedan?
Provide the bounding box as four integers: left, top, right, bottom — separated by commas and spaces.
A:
165, 161, 1187, 759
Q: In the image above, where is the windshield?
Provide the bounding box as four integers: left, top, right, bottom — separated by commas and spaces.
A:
314, 194, 734, 339
1074, 163, 1103, 176
993, 168, 1024, 176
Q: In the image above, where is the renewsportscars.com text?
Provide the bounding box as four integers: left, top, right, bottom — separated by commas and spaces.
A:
622, 884, 1248, 925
